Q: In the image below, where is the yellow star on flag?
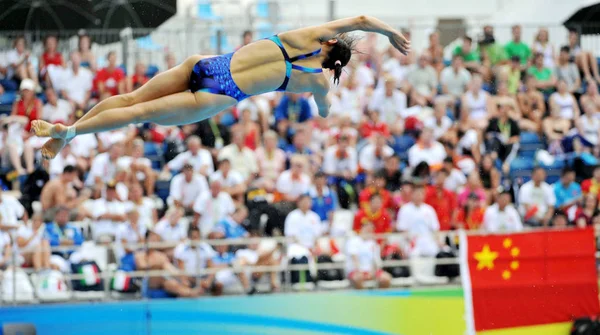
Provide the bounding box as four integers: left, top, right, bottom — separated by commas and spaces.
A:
474, 244, 498, 270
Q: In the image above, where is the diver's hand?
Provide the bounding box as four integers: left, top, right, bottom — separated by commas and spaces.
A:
389, 32, 410, 55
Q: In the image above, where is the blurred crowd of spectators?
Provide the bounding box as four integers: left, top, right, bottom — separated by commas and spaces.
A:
0, 24, 599, 297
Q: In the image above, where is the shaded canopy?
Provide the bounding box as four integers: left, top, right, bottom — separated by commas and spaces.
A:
564, 2, 600, 35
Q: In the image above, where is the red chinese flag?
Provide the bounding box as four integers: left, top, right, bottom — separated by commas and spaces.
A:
460, 228, 600, 333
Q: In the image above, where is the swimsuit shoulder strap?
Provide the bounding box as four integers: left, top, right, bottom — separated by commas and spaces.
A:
267, 35, 323, 91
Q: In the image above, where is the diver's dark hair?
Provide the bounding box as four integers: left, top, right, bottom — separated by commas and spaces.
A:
322, 33, 358, 85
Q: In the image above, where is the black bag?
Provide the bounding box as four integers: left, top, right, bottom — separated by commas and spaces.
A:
382, 251, 410, 278
316, 255, 343, 281
571, 317, 600, 335
290, 256, 313, 284
70, 261, 104, 291
435, 250, 460, 278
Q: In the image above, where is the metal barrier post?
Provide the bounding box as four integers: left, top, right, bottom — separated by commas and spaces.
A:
11, 231, 17, 305
328, 0, 335, 21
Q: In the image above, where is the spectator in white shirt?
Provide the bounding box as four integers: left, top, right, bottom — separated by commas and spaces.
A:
408, 128, 447, 169
396, 185, 441, 257
323, 134, 358, 208
218, 131, 259, 181
164, 135, 214, 176
518, 167, 556, 227
155, 207, 187, 257
284, 195, 323, 257
118, 138, 155, 195
276, 154, 311, 202
90, 182, 127, 242
0, 230, 11, 269
211, 158, 247, 200
424, 98, 455, 141
441, 55, 471, 102
346, 222, 392, 289
483, 190, 523, 233
69, 133, 98, 171
115, 210, 147, 261
407, 54, 438, 106
442, 158, 467, 193
59, 51, 93, 111
125, 182, 158, 229
0, 188, 27, 229
48, 143, 77, 179
85, 141, 123, 187
193, 178, 235, 237
168, 163, 209, 216
359, 133, 394, 175
6, 36, 37, 87
42, 87, 73, 125
368, 75, 407, 125
16, 213, 51, 271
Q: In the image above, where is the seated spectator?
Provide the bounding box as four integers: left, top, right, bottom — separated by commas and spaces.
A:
368, 75, 407, 125
40, 165, 88, 222
396, 185, 440, 257
155, 207, 186, 248
527, 53, 556, 97
380, 44, 412, 85
426, 30, 444, 75
478, 154, 501, 197
458, 172, 487, 206
323, 134, 358, 208
425, 169, 458, 231
233, 109, 261, 151
504, 25, 531, 70
168, 162, 209, 216
192, 113, 231, 152
309, 171, 337, 225
383, 155, 402, 192
493, 81, 520, 117
48, 142, 77, 178
275, 92, 313, 136
582, 165, 600, 197
11, 79, 41, 132
484, 101, 521, 173
276, 154, 311, 202
574, 101, 600, 155
556, 46, 581, 94
408, 128, 446, 170
505, 56, 522, 95
574, 193, 599, 228
255, 130, 286, 182
95, 51, 125, 99
516, 75, 545, 132
209, 232, 255, 295
164, 52, 177, 70
543, 104, 572, 155
127, 62, 148, 92
518, 167, 556, 226
85, 141, 123, 187
424, 98, 454, 141
359, 109, 392, 139
125, 182, 158, 228
549, 79, 580, 122
359, 171, 393, 212
553, 167, 582, 212
456, 193, 486, 230
218, 131, 258, 181
117, 138, 155, 195
284, 128, 314, 162
39, 35, 64, 82
461, 75, 492, 131
215, 206, 249, 239
58, 52, 94, 112
284, 194, 324, 254
567, 29, 600, 83
354, 192, 393, 238
441, 55, 471, 102
0, 114, 35, 175
90, 182, 127, 242
211, 158, 247, 201
6, 36, 38, 88
115, 210, 146, 261
359, 133, 394, 175
443, 157, 467, 193
16, 213, 51, 271
42, 87, 73, 124
45, 206, 84, 258
330, 73, 367, 123
407, 54, 437, 106
0, 230, 10, 269
482, 190, 523, 232
164, 135, 214, 176
532, 28, 556, 69
452, 35, 480, 72
193, 178, 235, 237
69, 132, 98, 171
479, 25, 509, 70
346, 221, 392, 290
77, 33, 96, 72
580, 81, 600, 111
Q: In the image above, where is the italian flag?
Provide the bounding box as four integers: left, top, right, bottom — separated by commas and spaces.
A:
40, 273, 64, 291
78, 263, 101, 286
111, 271, 131, 291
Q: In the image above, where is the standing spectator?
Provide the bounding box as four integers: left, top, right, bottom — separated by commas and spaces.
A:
482, 190, 523, 233
345, 221, 392, 289
424, 98, 454, 141
255, 130, 286, 182
441, 55, 471, 101
353, 193, 393, 236
568, 29, 600, 83
77, 34, 96, 72
456, 193, 486, 230
90, 182, 127, 242
165, 135, 214, 176
40, 165, 88, 222
95, 51, 125, 98
582, 165, 600, 197
276, 154, 311, 202
461, 75, 492, 131
45, 206, 84, 258
193, 179, 235, 237
323, 134, 358, 208
504, 25, 531, 69
425, 169, 458, 231
532, 28, 556, 69
556, 46, 581, 94
284, 195, 323, 253
118, 138, 155, 195
553, 167, 582, 212
518, 167, 556, 226
211, 158, 247, 200
215, 206, 249, 239
309, 171, 337, 224
39, 35, 64, 81
6, 36, 38, 88
516, 75, 545, 133
42, 87, 73, 124
484, 101, 521, 173
127, 62, 149, 93
368, 75, 407, 125
85, 142, 123, 187
396, 185, 440, 257
359, 133, 394, 175
168, 163, 209, 216
452, 36, 480, 72
218, 131, 259, 181
154, 207, 186, 244
16, 213, 51, 271
11, 79, 41, 132
407, 128, 446, 169
59, 52, 93, 112
275, 93, 313, 136
549, 79, 580, 122
527, 53, 556, 97
407, 54, 438, 106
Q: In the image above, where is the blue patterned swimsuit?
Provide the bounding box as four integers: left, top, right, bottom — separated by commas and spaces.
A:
188, 35, 323, 101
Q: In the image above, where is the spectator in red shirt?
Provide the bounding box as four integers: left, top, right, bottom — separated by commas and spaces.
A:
581, 165, 600, 198
353, 193, 393, 237
456, 192, 486, 230
425, 169, 458, 231
95, 51, 125, 99
359, 109, 391, 139
359, 170, 393, 213
127, 62, 149, 93
11, 79, 41, 132
574, 193, 599, 228
39, 35, 64, 82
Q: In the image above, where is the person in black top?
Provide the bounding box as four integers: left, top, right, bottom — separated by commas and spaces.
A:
192, 112, 231, 151
383, 155, 402, 192
485, 101, 521, 174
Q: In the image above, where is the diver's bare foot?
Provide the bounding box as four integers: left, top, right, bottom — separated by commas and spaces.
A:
41, 138, 67, 159
31, 120, 68, 139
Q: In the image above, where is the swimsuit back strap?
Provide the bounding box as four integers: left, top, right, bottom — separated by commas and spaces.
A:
289, 48, 322, 62
291, 64, 323, 73
267, 35, 290, 61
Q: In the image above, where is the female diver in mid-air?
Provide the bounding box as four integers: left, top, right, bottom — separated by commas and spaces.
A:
32, 16, 410, 158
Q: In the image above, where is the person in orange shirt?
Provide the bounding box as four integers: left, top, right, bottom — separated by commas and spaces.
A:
456, 192, 486, 230
359, 170, 393, 213
353, 193, 393, 239
581, 165, 600, 198
425, 169, 458, 231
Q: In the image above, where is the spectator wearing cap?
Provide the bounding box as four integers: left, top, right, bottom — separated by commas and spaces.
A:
368, 75, 407, 126
45, 206, 84, 258
556, 46, 581, 94
460, 75, 493, 131
42, 87, 73, 125
90, 182, 127, 242
527, 53, 557, 98
354, 192, 392, 238
504, 25, 531, 70
456, 192, 486, 230
323, 134, 358, 209
164, 135, 214, 176
518, 167, 556, 227
193, 178, 235, 238
211, 158, 247, 201
218, 131, 259, 181
345, 221, 392, 290
40, 165, 88, 222
95, 51, 125, 99
396, 184, 441, 257
408, 128, 446, 170
215, 206, 249, 239
553, 167, 582, 212
255, 130, 286, 182
359, 133, 394, 176
168, 162, 209, 216
425, 169, 458, 231
11, 78, 41, 133
309, 171, 337, 224
284, 194, 324, 255
441, 55, 471, 103
275, 154, 311, 202
118, 138, 155, 195
407, 53, 437, 107
85, 141, 124, 187
482, 190, 523, 233
484, 100, 521, 174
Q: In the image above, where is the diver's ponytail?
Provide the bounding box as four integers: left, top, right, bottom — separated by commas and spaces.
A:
333, 60, 343, 85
